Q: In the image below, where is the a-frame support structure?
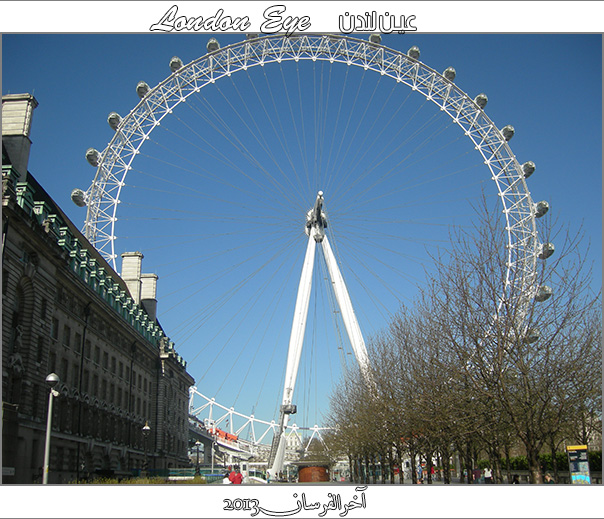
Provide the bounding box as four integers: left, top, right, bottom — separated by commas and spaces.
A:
268, 192, 370, 476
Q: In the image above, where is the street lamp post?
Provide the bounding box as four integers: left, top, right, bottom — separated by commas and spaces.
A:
142, 421, 151, 476
195, 441, 202, 476
211, 439, 217, 475
42, 373, 60, 484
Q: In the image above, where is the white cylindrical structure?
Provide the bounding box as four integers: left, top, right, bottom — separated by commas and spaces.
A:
42, 389, 55, 484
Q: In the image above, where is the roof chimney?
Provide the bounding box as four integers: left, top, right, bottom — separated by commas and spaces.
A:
141, 273, 159, 322
120, 251, 144, 303
2, 93, 39, 180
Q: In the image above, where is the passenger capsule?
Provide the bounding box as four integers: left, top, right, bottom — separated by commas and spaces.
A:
136, 81, 150, 99
534, 200, 549, 218
538, 242, 555, 260
369, 33, 382, 44
522, 161, 536, 179
535, 285, 553, 302
107, 112, 122, 131
169, 56, 183, 72
407, 46, 420, 60
474, 93, 488, 109
443, 67, 456, 81
207, 38, 220, 53
501, 125, 515, 141
71, 188, 86, 207
85, 148, 100, 167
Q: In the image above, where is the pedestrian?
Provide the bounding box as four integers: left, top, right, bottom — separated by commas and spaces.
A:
544, 473, 555, 484
473, 467, 482, 483
417, 463, 423, 483
484, 466, 493, 484
229, 465, 243, 484
511, 474, 520, 484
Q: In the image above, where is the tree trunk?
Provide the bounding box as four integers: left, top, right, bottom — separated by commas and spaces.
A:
503, 443, 512, 484
410, 451, 417, 484
527, 446, 543, 484
549, 440, 559, 483
441, 445, 451, 484
465, 443, 473, 484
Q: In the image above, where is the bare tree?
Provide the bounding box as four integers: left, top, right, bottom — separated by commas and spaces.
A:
417, 199, 601, 483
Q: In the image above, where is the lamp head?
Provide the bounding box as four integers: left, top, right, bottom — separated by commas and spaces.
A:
45, 373, 60, 388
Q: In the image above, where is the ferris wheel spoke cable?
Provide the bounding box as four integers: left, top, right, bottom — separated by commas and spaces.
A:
335, 111, 455, 210
336, 81, 400, 189
332, 74, 388, 178
330, 99, 435, 208
186, 98, 304, 213
218, 75, 307, 210
322, 64, 352, 187
210, 244, 301, 398
277, 64, 312, 191
173, 232, 303, 343
222, 73, 309, 209
341, 169, 486, 221
294, 61, 312, 194
232, 252, 302, 410
324, 68, 369, 184
194, 235, 304, 383
257, 66, 309, 200
180, 92, 302, 214
333, 87, 415, 196
141, 125, 277, 208
162, 231, 301, 325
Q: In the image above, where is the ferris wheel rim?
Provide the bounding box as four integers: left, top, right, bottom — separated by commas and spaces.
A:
81, 33, 541, 432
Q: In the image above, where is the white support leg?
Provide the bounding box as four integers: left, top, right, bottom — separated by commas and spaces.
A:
281, 234, 317, 407
321, 235, 370, 374
269, 234, 317, 476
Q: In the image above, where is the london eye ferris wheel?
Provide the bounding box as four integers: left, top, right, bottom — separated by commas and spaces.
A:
72, 34, 552, 466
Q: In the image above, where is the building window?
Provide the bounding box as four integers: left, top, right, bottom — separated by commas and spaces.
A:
109, 383, 115, 405
83, 370, 90, 393
102, 352, 108, 370
101, 379, 107, 401
94, 345, 100, 364
117, 387, 122, 408
111, 356, 116, 374
51, 318, 59, 340
118, 361, 123, 379
92, 374, 98, 396
84, 340, 91, 359
40, 298, 48, 319
62, 325, 71, 347
125, 367, 130, 383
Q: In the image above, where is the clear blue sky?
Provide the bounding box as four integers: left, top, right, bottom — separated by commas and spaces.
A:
3, 33, 602, 433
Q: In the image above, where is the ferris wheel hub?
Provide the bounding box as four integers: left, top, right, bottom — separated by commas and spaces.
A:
305, 191, 327, 242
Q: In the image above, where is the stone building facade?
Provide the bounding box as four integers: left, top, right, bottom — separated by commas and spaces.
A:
2, 93, 194, 483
